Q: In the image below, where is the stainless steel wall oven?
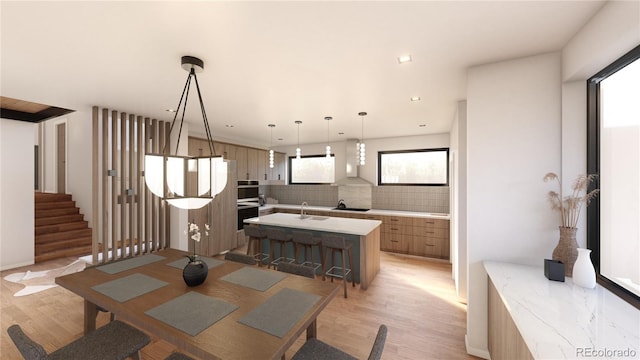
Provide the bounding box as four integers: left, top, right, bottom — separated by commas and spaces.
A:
237, 180, 259, 230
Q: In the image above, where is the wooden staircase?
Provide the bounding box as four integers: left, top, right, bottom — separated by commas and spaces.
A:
35, 192, 92, 263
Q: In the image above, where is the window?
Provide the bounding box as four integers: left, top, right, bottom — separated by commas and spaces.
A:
378, 148, 449, 186
289, 155, 335, 184
587, 44, 640, 309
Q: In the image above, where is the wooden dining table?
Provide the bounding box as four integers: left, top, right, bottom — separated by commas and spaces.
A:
55, 248, 340, 360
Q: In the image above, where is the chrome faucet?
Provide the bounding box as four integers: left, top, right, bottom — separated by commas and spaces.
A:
301, 201, 308, 217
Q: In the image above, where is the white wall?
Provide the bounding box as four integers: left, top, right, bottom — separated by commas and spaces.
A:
465, 52, 562, 358
464, 1, 640, 356
273, 133, 450, 184
450, 101, 468, 301
0, 119, 36, 270
42, 110, 93, 227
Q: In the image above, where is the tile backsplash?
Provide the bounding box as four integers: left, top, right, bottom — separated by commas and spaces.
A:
260, 185, 449, 214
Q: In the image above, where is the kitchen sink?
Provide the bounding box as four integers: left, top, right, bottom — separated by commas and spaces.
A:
332, 207, 370, 212
309, 216, 329, 220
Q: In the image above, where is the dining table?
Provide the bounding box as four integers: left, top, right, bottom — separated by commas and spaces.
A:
55, 248, 340, 360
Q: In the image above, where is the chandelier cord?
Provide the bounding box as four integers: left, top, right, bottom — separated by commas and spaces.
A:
174, 73, 192, 155
163, 69, 191, 155
193, 70, 216, 156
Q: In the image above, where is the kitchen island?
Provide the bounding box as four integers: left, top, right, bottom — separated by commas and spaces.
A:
245, 212, 382, 289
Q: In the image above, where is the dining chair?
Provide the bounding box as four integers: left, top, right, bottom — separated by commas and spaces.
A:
224, 251, 257, 265
7, 320, 150, 360
292, 324, 387, 360
276, 262, 316, 279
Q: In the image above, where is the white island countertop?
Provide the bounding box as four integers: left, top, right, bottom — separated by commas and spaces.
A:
245, 212, 381, 236
484, 261, 639, 359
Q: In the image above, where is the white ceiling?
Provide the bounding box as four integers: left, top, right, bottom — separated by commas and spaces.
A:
1, 1, 605, 148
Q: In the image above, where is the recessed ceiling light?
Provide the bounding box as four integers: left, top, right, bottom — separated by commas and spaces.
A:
278, 138, 284, 141
165, 108, 176, 113
398, 55, 412, 64
225, 124, 234, 128
338, 132, 344, 135
419, 124, 427, 127
410, 96, 421, 102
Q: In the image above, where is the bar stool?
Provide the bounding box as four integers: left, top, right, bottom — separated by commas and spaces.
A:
322, 234, 355, 298
266, 228, 295, 270
243, 225, 269, 266
291, 231, 323, 274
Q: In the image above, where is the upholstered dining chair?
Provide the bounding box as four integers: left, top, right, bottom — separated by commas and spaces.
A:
7, 320, 150, 360
224, 251, 257, 265
292, 324, 387, 360
277, 262, 316, 279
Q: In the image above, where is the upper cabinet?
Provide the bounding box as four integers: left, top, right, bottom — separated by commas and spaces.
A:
189, 136, 282, 182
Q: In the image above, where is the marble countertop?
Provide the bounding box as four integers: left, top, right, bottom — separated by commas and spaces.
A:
259, 204, 450, 220
245, 212, 382, 236
484, 261, 639, 359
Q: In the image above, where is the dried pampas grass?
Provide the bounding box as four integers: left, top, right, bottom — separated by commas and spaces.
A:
544, 172, 599, 228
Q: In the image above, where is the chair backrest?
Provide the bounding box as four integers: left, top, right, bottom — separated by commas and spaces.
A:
266, 228, 292, 242
321, 234, 347, 249
291, 231, 317, 246
243, 225, 266, 239
7, 325, 49, 360
224, 252, 257, 265
277, 262, 315, 279
367, 324, 388, 360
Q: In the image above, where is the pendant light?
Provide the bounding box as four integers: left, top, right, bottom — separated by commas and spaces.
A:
324, 116, 332, 158
295, 120, 302, 159
268, 124, 275, 168
357, 112, 367, 165
144, 56, 228, 210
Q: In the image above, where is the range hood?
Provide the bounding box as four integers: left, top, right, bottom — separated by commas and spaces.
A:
333, 139, 373, 186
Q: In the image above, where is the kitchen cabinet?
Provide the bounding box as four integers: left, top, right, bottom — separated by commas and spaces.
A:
236, 146, 248, 180
246, 148, 258, 180
268, 152, 286, 182
410, 218, 450, 259
257, 150, 268, 181
187, 137, 238, 256
380, 215, 412, 253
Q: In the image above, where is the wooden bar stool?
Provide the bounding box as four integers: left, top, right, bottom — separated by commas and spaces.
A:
291, 231, 323, 274
266, 228, 295, 269
321, 234, 355, 298
243, 225, 269, 266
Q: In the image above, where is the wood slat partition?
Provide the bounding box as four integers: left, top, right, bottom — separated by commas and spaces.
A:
91, 106, 170, 264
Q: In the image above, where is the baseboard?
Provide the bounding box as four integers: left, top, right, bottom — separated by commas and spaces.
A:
465, 334, 491, 359
0, 259, 35, 272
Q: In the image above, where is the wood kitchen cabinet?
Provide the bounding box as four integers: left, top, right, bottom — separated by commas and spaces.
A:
380, 215, 412, 253
257, 149, 268, 181
236, 146, 248, 180
411, 218, 450, 259
187, 137, 238, 256
246, 148, 258, 180
268, 152, 286, 182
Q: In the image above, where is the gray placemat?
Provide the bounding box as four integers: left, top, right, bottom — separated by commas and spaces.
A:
145, 291, 238, 336
96, 254, 166, 274
166, 256, 224, 270
238, 288, 321, 338
220, 267, 286, 292
92, 273, 168, 302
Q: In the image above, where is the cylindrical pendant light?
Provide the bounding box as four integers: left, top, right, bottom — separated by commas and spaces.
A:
295, 120, 302, 159
324, 116, 332, 158
268, 124, 275, 168
357, 112, 367, 165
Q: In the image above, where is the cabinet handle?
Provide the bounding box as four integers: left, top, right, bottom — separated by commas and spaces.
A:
390, 240, 399, 243
391, 227, 399, 231
425, 244, 435, 247
391, 218, 399, 222
425, 231, 435, 234
264, 174, 267, 180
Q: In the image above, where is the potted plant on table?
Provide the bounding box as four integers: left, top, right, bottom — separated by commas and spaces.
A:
183, 221, 210, 286
544, 172, 599, 277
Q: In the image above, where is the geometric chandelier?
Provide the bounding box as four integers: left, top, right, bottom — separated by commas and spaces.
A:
144, 56, 227, 209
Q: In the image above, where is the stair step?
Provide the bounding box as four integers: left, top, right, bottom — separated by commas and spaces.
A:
35, 192, 73, 203
35, 200, 76, 210
35, 214, 85, 226
35, 237, 92, 255
36, 207, 80, 218
36, 228, 93, 244
35, 221, 88, 235
35, 245, 92, 263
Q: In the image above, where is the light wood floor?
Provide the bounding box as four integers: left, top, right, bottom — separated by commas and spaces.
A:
1, 251, 478, 360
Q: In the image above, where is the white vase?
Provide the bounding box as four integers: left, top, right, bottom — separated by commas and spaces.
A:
572, 248, 596, 289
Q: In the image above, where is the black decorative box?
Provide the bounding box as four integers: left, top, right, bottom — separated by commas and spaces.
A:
544, 259, 565, 282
